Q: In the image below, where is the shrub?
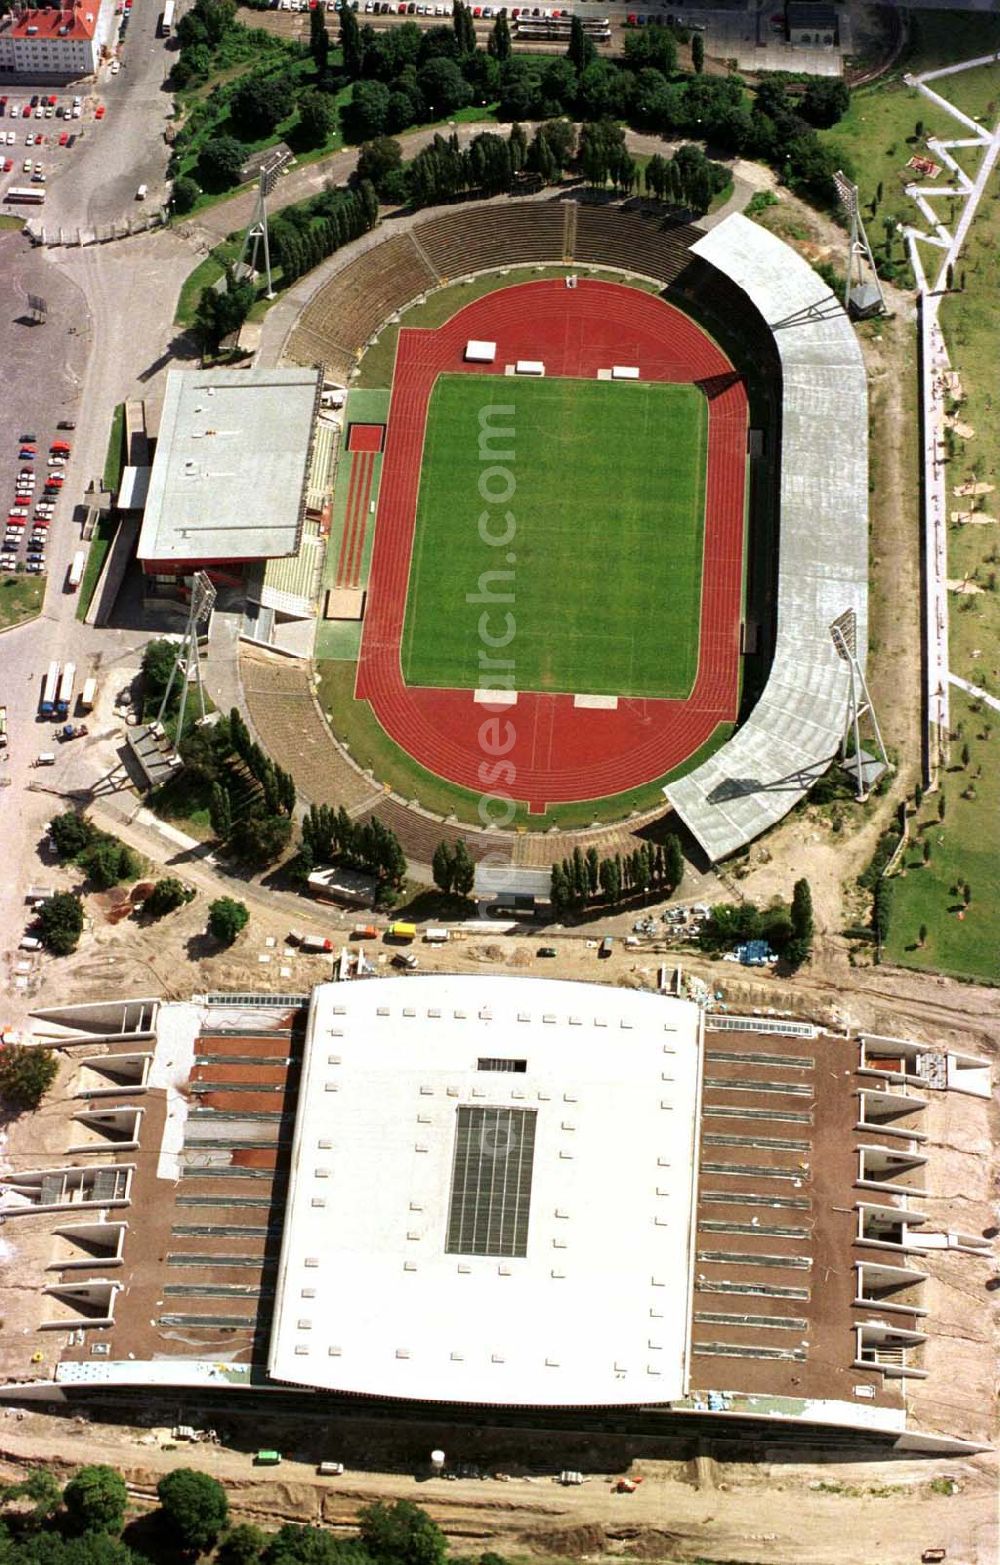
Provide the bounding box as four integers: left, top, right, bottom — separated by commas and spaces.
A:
49, 810, 96, 860
0, 1044, 58, 1112
171, 174, 201, 213
37, 892, 84, 956
79, 838, 141, 891
208, 897, 249, 944
143, 878, 194, 918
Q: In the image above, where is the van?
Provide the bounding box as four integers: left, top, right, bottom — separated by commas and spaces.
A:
135, 182, 147, 200
352, 924, 378, 939
598, 935, 613, 958
35, 752, 56, 766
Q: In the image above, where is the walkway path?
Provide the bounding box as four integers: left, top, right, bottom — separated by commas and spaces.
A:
902, 54, 1000, 769
948, 671, 1000, 716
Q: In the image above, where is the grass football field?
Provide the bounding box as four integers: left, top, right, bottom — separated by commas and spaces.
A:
400, 374, 708, 700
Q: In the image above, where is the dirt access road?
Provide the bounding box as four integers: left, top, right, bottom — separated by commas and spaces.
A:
0, 1409, 995, 1565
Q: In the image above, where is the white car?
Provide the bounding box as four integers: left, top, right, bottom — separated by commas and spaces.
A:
25, 132, 33, 146
72, 105, 82, 118
22, 157, 31, 172
34, 105, 43, 117
44, 105, 54, 116
110, 59, 120, 73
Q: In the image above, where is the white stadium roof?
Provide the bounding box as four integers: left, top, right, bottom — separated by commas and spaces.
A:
269, 977, 703, 1407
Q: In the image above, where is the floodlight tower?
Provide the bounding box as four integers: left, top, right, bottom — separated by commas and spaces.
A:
833, 169, 886, 319
156, 570, 217, 748
237, 151, 283, 300
830, 608, 889, 802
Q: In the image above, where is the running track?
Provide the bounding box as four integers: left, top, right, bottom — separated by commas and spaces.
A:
355, 280, 747, 812
336, 450, 376, 588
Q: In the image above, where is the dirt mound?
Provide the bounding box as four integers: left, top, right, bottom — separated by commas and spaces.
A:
519, 1523, 608, 1557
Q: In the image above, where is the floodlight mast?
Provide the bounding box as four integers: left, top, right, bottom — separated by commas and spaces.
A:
833, 169, 886, 317
830, 608, 889, 802
156, 571, 217, 747
237, 157, 281, 300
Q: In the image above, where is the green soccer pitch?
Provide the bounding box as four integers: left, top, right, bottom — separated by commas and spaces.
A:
400, 373, 708, 700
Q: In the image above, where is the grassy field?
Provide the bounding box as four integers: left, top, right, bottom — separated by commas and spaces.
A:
316, 658, 733, 829
102, 403, 126, 494
401, 375, 707, 699
75, 513, 117, 623
885, 697, 1000, 983
0, 574, 43, 630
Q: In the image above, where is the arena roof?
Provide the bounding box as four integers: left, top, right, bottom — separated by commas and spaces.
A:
268, 977, 704, 1406
666, 215, 868, 860
137, 368, 320, 567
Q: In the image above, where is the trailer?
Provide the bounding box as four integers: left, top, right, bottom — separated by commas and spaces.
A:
79, 676, 97, 713
68, 550, 86, 591
39, 660, 60, 717
56, 662, 76, 720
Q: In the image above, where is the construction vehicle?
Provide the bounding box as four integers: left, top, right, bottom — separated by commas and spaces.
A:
58, 722, 88, 741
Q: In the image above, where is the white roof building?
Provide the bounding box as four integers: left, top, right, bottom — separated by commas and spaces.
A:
268, 976, 704, 1407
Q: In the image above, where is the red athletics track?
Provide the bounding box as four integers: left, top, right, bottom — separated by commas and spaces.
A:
355, 279, 747, 812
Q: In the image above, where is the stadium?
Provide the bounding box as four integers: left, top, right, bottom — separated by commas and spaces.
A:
0, 983, 990, 1456
277, 200, 869, 862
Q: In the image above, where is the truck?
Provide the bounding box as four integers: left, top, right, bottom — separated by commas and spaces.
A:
388, 921, 417, 941
56, 662, 76, 720
300, 934, 334, 953
68, 549, 86, 591
160, 0, 174, 33
598, 935, 613, 958
39, 660, 60, 717
79, 676, 97, 712
423, 927, 450, 944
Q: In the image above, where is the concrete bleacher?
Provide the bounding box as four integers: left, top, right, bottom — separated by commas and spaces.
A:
286, 233, 439, 380
574, 204, 703, 283
666, 215, 869, 862
415, 199, 569, 277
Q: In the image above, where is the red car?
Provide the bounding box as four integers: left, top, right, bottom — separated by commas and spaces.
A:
95, 104, 105, 119
2, 158, 11, 173
58, 131, 68, 146
22, 104, 31, 118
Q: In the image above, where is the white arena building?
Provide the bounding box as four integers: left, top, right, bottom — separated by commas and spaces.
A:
268, 976, 704, 1406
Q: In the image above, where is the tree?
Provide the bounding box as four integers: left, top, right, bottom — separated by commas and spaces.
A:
922, 838, 932, 864
309, 2, 330, 71
913, 781, 923, 811
355, 136, 404, 197
960, 740, 970, 768
567, 15, 594, 71
298, 88, 336, 147
340, 2, 363, 77
228, 812, 292, 868
0, 1044, 58, 1113
171, 174, 201, 214
141, 638, 181, 712
49, 810, 96, 860
344, 79, 392, 142
143, 878, 194, 919
208, 897, 249, 945
231, 74, 292, 138
156, 1470, 228, 1553
431, 840, 454, 894
194, 266, 255, 353
263, 1526, 366, 1565
218, 1527, 268, 1565
451, 838, 475, 897
197, 135, 247, 191
37, 892, 84, 956
691, 31, 704, 72
800, 77, 849, 127
357, 1502, 446, 1565
785, 877, 814, 967
63, 1467, 128, 1537
622, 22, 676, 74
417, 56, 472, 116
938, 792, 947, 820
78, 837, 140, 891
209, 781, 232, 840
963, 882, 972, 907
487, 12, 511, 61
452, 0, 476, 55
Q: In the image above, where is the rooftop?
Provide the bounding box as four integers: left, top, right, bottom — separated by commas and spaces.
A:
137, 367, 320, 567
6, 5, 97, 40
268, 977, 704, 1406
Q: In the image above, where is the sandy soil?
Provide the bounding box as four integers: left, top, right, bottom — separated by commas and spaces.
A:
0, 1407, 996, 1565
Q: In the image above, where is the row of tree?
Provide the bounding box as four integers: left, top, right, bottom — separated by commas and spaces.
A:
550, 835, 684, 914
268, 179, 380, 285
299, 802, 408, 898
431, 837, 476, 896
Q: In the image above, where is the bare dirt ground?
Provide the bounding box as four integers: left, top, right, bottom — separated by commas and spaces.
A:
0, 1408, 996, 1565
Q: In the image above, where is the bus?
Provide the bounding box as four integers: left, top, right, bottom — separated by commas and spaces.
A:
56, 662, 76, 719
40, 661, 60, 717
4, 186, 45, 205
68, 550, 86, 591
160, 0, 174, 35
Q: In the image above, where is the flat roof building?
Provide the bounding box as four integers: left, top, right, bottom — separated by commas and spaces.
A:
137, 367, 321, 586
0, 2, 111, 79
0, 984, 991, 1455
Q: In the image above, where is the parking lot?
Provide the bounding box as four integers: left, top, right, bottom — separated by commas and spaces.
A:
3, 425, 78, 586
0, 88, 108, 216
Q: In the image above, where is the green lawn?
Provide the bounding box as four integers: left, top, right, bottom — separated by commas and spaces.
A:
102, 403, 125, 494
0, 574, 43, 630
401, 374, 707, 700
884, 693, 1000, 984
75, 513, 117, 623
